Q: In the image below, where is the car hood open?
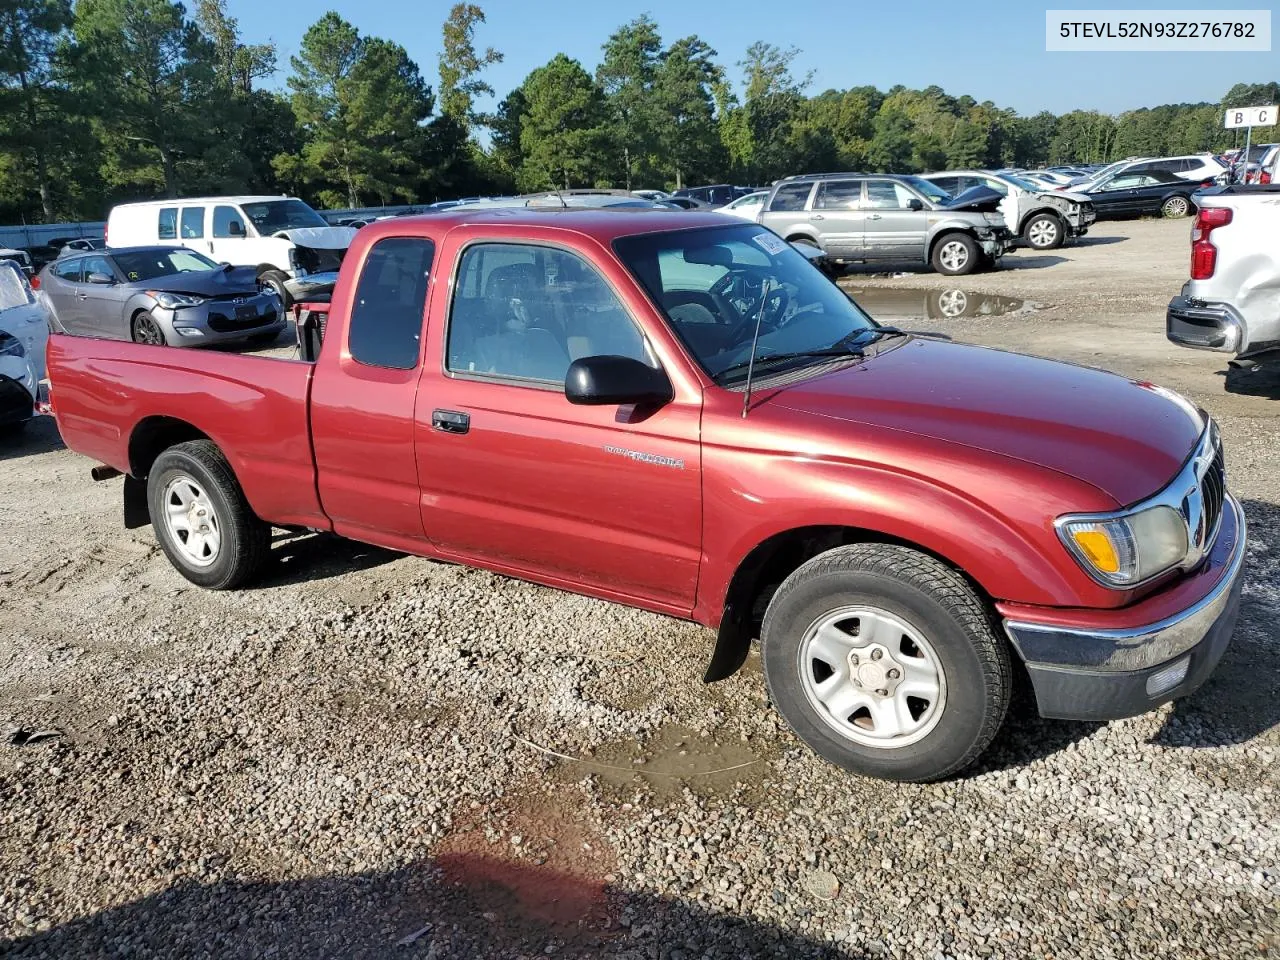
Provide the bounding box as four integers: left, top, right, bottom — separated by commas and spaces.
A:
126, 265, 261, 297
768, 337, 1203, 507
941, 186, 1005, 213
271, 226, 357, 249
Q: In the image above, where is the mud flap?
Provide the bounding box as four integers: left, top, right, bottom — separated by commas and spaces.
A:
703, 600, 752, 682
123, 474, 150, 529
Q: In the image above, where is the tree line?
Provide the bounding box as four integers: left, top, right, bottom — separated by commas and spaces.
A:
0, 0, 1276, 224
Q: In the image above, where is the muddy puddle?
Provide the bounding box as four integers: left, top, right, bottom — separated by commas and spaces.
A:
844, 286, 1036, 322
546, 724, 769, 800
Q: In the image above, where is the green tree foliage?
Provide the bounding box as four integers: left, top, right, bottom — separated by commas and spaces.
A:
596, 15, 661, 189
516, 54, 607, 190
438, 2, 501, 131
73, 0, 221, 197
653, 36, 723, 189
0, 0, 80, 219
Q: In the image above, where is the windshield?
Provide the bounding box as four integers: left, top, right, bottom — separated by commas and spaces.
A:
113, 248, 218, 282
614, 224, 876, 383
903, 176, 949, 204
240, 199, 328, 234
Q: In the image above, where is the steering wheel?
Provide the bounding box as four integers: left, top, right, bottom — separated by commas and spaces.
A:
720, 283, 794, 349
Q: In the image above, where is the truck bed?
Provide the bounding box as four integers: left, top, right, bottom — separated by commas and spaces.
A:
47, 334, 328, 530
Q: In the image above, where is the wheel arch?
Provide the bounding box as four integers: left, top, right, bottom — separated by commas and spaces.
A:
926, 226, 978, 260
704, 524, 994, 683
784, 230, 822, 247
124, 416, 214, 529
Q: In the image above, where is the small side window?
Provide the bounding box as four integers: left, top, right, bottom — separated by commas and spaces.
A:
180, 207, 204, 239
212, 205, 247, 238
348, 237, 434, 369
768, 182, 815, 212
53, 259, 83, 282
816, 180, 862, 209
158, 207, 178, 240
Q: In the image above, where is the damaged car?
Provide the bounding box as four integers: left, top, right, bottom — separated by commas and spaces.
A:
105, 196, 357, 308
0, 259, 48, 435
759, 173, 1014, 276
920, 170, 1096, 250
36, 246, 285, 348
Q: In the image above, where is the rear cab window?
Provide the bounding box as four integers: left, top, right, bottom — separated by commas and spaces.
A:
348, 237, 435, 369
52, 259, 84, 282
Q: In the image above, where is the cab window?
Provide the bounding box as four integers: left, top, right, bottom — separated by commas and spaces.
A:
212, 205, 247, 238
447, 242, 650, 385
347, 237, 434, 369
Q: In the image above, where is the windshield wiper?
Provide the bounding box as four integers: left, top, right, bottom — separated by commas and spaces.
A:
717, 347, 864, 383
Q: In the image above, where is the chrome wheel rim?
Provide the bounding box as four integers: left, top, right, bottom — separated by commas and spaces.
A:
797, 605, 947, 748
1027, 219, 1057, 247
1164, 197, 1189, 217
162, 475, 221, 567
937, 289, 968, 318
939, 241, 969, 272
134, 315, 164, 345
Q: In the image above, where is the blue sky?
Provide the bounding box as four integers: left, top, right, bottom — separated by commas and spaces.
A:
224, 0, 1277, 116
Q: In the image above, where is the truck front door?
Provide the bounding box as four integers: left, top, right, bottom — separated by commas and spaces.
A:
415, 237, 703, 612
309, 235, 436, 551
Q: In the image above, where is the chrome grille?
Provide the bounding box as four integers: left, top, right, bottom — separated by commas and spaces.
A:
1199, 445, 1226, 550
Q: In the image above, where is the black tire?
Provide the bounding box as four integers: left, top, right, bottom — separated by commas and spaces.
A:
258, 269, 292, 309
147, 439, 270, 590
131, 311, 167, 346
760, 543, 1011, 782
1022, 212, 1065, 250
0, 419, 28, 440
1161, 195, 1192, 218
930, 233, 979, 276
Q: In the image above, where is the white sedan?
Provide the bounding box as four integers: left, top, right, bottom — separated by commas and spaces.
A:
718, 191, 769, 220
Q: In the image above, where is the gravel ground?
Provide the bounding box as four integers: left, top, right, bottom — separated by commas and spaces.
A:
1, 218, 1277, 959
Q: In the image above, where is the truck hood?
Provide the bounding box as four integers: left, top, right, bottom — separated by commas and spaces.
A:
125, 265, 260, 297
271, 226, 357, 249
1052, 189, 1092, 204
768, 338, 1202, 506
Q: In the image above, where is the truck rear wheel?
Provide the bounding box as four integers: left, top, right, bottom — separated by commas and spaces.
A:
761, 544, 1011, 782
147, 440, 270, 590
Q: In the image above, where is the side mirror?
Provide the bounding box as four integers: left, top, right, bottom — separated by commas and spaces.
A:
565, 355, 672, 407
86, 272, 115, 285
906, 198, 924, 211
229, 221, 245, 237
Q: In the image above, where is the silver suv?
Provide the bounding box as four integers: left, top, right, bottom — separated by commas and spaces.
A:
758, 173, 1013, 276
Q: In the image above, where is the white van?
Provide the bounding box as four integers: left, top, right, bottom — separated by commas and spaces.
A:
105, 196, 356, 306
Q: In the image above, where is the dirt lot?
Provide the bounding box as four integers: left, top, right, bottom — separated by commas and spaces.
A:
1, 218, 1276, 959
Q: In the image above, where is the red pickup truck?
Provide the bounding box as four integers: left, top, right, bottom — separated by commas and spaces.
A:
48, 210, 1244, 781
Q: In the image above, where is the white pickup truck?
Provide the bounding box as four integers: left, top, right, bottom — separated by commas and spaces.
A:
1166, 183, 1280, 367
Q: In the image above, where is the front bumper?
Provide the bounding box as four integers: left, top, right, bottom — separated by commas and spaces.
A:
1003, 494, 1246, 721
979, 230, 1016, 259
160, 292, 285, 346
1166, 294, 1246, 354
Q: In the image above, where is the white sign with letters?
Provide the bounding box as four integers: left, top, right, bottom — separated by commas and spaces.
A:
1225, 105, 1277, 128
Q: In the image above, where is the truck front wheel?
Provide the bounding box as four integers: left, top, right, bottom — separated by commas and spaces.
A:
761, 544, 1011, 781
258, 269, 292, 310
147, 440, 270, 590
1023, 212, 1065, 250
931, 233, 979, 276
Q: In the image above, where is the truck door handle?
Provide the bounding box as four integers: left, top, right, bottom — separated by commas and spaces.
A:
431, 409, 470, 434
808, 214, 824, 221
866, 214, 883, 220
75, 292, 88, 300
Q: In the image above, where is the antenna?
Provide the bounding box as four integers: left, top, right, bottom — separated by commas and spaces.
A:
741, 279, 773, 418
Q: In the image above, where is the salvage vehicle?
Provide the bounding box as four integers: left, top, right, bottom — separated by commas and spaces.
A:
48, 210, 1244, 782
1167, 183, 1280, 368
1076, 168, 1212, 219
920, 170, 1095, 250
105, 196, 357, 308
759, 173, 1014, 275
0, 259, 48, 434
36, 246, 284, 347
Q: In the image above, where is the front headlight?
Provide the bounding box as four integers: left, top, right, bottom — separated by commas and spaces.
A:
148, 291, 206, 309
1058, 504, 1188, 587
